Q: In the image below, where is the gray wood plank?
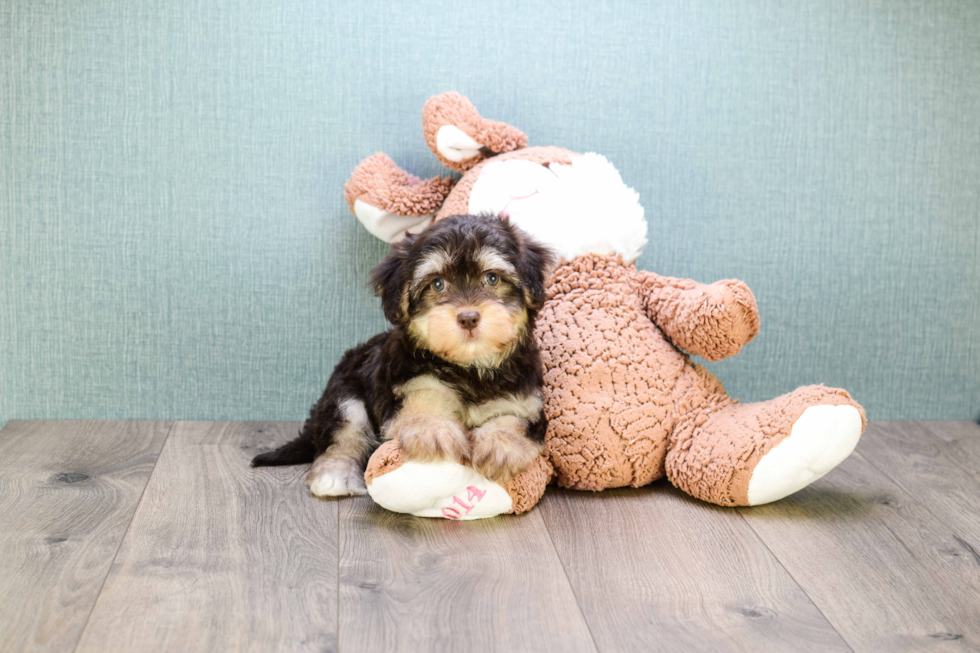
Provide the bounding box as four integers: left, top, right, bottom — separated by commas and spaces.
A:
339, 493, 598, 653
538, 485, 851, 653
919, 420, 980, 469
920, 420, 980, 446
739, 449, 980, 652
75, 422, 338, 653
859, 421, 980, 545
0, 420, 171, 653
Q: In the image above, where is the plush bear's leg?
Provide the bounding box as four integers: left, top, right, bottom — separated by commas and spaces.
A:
665, 386, 865, 507
364, 441, 552, 519
344, 153, 456, 242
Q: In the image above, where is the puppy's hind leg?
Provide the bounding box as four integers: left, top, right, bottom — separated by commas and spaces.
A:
308, 398, 377, 498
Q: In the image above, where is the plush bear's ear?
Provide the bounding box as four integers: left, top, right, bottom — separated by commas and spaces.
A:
370, 236, 417, 324
513, 227, 556, 310
346, 153, 455, 243
423, 92, 528, 173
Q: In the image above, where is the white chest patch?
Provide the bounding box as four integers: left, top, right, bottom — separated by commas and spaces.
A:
467, 153, 648, 264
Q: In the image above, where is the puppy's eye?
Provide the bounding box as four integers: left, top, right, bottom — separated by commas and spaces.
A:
484, 272, 499, 287
432, 278, 446, 292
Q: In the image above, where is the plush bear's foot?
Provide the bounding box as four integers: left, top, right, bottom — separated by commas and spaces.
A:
308, 454, 368, 497
746, 403, 863, 505
364, 441, 552, 519
666, 385, 866, 507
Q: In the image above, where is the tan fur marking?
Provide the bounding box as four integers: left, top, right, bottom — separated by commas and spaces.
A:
331, 398, 377, 460
471, 415, 543, 483
474, 247, 517, 278
307, 398, 375, 497
392, 375, 463, 417
412, 250, 452, 286
464, 392, 543, 428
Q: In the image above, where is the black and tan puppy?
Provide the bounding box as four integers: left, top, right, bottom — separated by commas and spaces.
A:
253, 214, 554, 497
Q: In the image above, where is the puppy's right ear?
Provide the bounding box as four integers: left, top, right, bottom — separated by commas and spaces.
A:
513, 228, 556, 311
370, 236, 416, 325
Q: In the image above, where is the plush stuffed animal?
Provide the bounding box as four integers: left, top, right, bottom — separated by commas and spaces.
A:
346, 92, 866, 520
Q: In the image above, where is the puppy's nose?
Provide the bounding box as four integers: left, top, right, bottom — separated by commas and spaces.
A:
456, 311, 481, 331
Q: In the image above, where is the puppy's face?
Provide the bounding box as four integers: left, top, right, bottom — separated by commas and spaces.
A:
371, 215, 554, 367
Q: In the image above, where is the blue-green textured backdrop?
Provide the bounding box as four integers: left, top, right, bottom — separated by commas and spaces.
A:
1, 0, 978, 425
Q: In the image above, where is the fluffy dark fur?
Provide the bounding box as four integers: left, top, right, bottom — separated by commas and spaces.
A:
252, 214, 554, 485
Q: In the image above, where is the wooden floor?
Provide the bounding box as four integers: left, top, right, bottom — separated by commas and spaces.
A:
2, 420, 980, 652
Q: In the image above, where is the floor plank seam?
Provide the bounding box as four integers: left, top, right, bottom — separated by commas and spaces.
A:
537, 505, 602, 653
336, 499, 341, 653
856, 444, 980, 551
733, 509, 857, 653
70, 420, 178, 653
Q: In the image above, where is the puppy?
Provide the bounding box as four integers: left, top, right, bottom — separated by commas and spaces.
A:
252, 214, 555, 497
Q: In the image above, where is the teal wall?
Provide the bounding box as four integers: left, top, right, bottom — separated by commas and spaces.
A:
2, 0, 978, 425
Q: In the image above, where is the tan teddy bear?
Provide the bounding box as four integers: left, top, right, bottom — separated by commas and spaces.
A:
346, 92, 866, 519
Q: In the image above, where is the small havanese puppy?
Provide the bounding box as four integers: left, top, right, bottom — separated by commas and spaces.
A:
252, 214, 554, 498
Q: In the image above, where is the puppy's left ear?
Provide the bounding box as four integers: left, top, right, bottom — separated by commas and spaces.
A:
514, 230, 556, 310
370, 236, 416, 324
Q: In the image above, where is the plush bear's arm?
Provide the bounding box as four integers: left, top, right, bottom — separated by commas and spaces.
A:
345, 152, 456, 242
633, 270, 760, 362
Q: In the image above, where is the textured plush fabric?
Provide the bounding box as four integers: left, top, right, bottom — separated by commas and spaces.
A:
535, 253, 839, 502
500, 455, 553, 515
364, 440, 405, 485
355, 90, 867, 511
345, 153, 455, 218
422, 92, 528, 172
1, 0, 979, 426
667, 385, 866, 506
538, 255, 730, 490
636, 272, 760, 362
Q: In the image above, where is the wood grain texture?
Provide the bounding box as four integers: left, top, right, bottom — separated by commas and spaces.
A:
5, 420, 980, 653
0, 420, 171, 653
538, 485, 850, 652
339, 494, 597, 653
860, 421, 980, 545
739, 450, 980, 652
75, 422, 339, 653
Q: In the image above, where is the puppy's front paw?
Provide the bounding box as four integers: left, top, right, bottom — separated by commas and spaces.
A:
471, 416, 543, 484
391, 414, 471, 463
308, 455, 367, 497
